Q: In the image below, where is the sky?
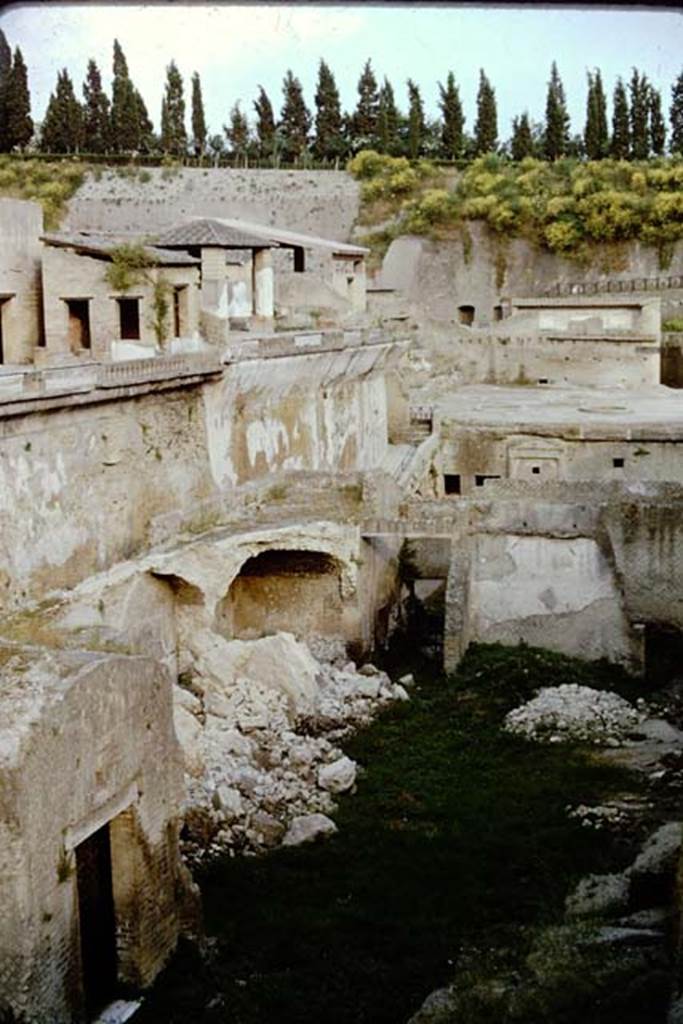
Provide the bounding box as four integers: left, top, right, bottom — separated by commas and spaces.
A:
1, 3, 682, 141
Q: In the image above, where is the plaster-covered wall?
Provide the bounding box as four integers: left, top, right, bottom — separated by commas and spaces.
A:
446, 333, 660, 387
441, 431, 683, 495
443, 485, 683, 671
464, 532, 635, 664
0, 343, 393, 611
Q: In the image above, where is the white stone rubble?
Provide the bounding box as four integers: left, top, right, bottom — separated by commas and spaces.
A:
174, 631, 407, 864
504, 684, 643, 746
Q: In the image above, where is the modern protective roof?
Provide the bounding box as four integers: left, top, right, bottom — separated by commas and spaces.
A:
155, 216, 369, 257
153, 218, 275, 250
41, 232, 200, 266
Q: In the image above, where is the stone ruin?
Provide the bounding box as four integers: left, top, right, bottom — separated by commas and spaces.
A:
0, 174, 682, 1022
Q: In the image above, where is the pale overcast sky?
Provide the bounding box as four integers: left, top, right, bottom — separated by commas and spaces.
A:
1, 3, 682, 140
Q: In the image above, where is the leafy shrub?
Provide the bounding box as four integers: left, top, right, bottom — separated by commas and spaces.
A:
663, 318, 683, 332
0, 157, 88, 227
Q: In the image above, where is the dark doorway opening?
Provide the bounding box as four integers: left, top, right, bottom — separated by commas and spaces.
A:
458, 304, 475, 326
493, 305, 504, 322
65, 299, 91, 351
645, 624, 683, 685
293, 247, 305, 273
117, 298, 141, 340
173, 286, 186, 337
76, 823, 118, 1019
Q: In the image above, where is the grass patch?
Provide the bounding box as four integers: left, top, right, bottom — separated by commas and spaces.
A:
135, 642, 643, 1024
0, 155, 88, 228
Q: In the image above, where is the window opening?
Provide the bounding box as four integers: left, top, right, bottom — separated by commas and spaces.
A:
613, 457, 625, 468
531, 466, 541, 475
493, 305, 503, 322
474, 474, 502, 487
293, 247, 305, 273
117, 298, 140, 341
444, 474, 461, 495
65, 299, 91, 351
538, 378, 549, 384
458, 304, 475, 326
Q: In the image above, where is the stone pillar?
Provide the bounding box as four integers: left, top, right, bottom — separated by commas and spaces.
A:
253, 248, 274, 320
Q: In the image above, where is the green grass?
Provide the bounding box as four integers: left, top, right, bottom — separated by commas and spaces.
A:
135, 643, 644, 1024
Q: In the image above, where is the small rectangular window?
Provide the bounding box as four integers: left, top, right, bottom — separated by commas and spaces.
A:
613, 457, 625, 468
538, 378, 549, 384
531, 466, 541, 475
117, 298, 140, 340
475, 474, 502, 487
444, 474, 461, 495
65, 298, 91, 351
293, 247, 305, 273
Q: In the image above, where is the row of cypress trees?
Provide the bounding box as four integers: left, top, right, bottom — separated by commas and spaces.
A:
1, 31, 682, 164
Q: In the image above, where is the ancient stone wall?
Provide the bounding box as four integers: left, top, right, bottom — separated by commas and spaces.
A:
446, 333, 660, 388
0, 339, 394, 612
0, 198, 44, 363
442, 485, 683, 672
41, 245, 201, 360
0, 647, 190, 1023
381, 223, 683, 326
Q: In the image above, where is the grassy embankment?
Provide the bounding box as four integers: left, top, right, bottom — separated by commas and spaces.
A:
350, 150, 683, 272
135, 642, 654, 1024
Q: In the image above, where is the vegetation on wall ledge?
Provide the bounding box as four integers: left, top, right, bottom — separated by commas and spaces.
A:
103, 242, 155, 292
349, 150, 683, 267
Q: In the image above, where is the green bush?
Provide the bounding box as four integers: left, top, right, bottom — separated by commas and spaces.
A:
663, 318, 683, 332
354, 153, 683, 261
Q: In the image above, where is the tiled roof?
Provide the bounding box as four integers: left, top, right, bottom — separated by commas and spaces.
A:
41, 232, 200, 266
153, 219, 274, 249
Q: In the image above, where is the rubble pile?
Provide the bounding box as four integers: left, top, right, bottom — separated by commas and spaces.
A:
504, 684, 643, 746
174, 631, 411, 864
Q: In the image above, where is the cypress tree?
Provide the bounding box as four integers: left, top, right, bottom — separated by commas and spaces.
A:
649, 86, 666, 156
313, 59, 344, 161
82, 59, 110, 153
5, 47, 32, 151
133, 88, 154, 153
474, 69, 497, 155
377, 77, 399, 155
510, 112, 534, 160
253, 85, 275, 159
40, 68, 83, 153
670, 70, 683, 155
406, 78, 425, 159
611, 77, 630, 159
191, 72, 207, 156
584, 69, 609, 160
0, 29, 12, 152
352, 59, 379, 145
160, 60, 186, 156
278, 70, 311, 162
225, 102, 249, 162
629, 68, 650, 159
543, 61, 570, 160
110, 39, 139, 152
438, 71, 464, 159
